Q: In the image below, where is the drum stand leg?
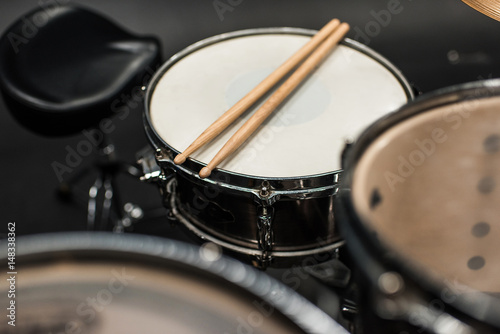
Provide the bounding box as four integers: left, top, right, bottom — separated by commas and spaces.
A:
87, 135, 147, 232
87, 169, 117, 230
57, 129, 144, 231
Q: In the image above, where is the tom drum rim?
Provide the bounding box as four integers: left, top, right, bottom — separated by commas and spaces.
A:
0, 232, 349, 334
336, 79, 500, 331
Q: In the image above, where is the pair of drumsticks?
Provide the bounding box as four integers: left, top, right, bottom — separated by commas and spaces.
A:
173, 19, 350, 178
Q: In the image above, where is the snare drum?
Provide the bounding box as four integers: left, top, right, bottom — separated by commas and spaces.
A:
143, 27, 413, 267
336, 80, 500, 333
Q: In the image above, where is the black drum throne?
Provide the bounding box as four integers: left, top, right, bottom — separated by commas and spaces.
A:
0, 5, 162, 230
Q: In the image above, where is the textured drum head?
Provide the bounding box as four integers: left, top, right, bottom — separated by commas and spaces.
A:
352, 95, 500, 293
149, 31, 410, 177
0, 233, 347, 334
5, 263, 302, 334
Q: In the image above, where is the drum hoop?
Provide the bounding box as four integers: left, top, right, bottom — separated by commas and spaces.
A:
337, 79, 500, 329
144, 27, 414, 191
5, 232, 349, 334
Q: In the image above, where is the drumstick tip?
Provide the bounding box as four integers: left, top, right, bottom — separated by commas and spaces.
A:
340, 22, 350, 30
174, 153, 186, 165
199, 167, 212, 178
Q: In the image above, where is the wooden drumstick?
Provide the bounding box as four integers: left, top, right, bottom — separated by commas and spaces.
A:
173, 18, 342, 165
199, 22, 350, 178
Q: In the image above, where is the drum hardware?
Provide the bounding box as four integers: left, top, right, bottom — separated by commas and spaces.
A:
256, 205, 274, 262
341, 298, 358, 320
254, 181, 278, 266
71, 132, 149, 232
138, 151, 347, 268
342, 304, 358, 334
113, 202, 145, 232
138, 147, 174, 195
137, 148, 163, 183
137, 146, 177, 222
163, 178, 179, 222
340, 293, 359, 334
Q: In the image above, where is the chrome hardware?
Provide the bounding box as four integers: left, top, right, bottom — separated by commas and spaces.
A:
113, 202, 145, 233
254, 180, 280, 206
341, 298, 358, 319
253, 181, 277, 267
137, 147, 163, 182
257, 205, 273, 252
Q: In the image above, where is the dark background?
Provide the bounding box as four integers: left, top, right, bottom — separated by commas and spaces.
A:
1, 0, 500, 236
2, 0, 500, 329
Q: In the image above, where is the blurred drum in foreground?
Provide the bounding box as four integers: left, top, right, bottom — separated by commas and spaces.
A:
336, 80, 500, 333
142, 27, 414, 267
0, 232, 348, 334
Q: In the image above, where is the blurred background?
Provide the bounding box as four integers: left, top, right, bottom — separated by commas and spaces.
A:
1, 0, 499, 237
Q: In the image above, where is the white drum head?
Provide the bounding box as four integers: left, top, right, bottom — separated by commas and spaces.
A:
149, 30, 411, 177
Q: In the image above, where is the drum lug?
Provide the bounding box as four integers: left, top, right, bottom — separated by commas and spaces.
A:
162, 177, 178, 221
257, 205, 274, 252
151, 173, 177, 222
252, 181, 278, 267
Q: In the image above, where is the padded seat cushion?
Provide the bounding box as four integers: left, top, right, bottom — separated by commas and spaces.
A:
0, 5, 161, 135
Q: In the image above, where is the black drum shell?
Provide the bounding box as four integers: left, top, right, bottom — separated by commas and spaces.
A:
175, 169, 339, 251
